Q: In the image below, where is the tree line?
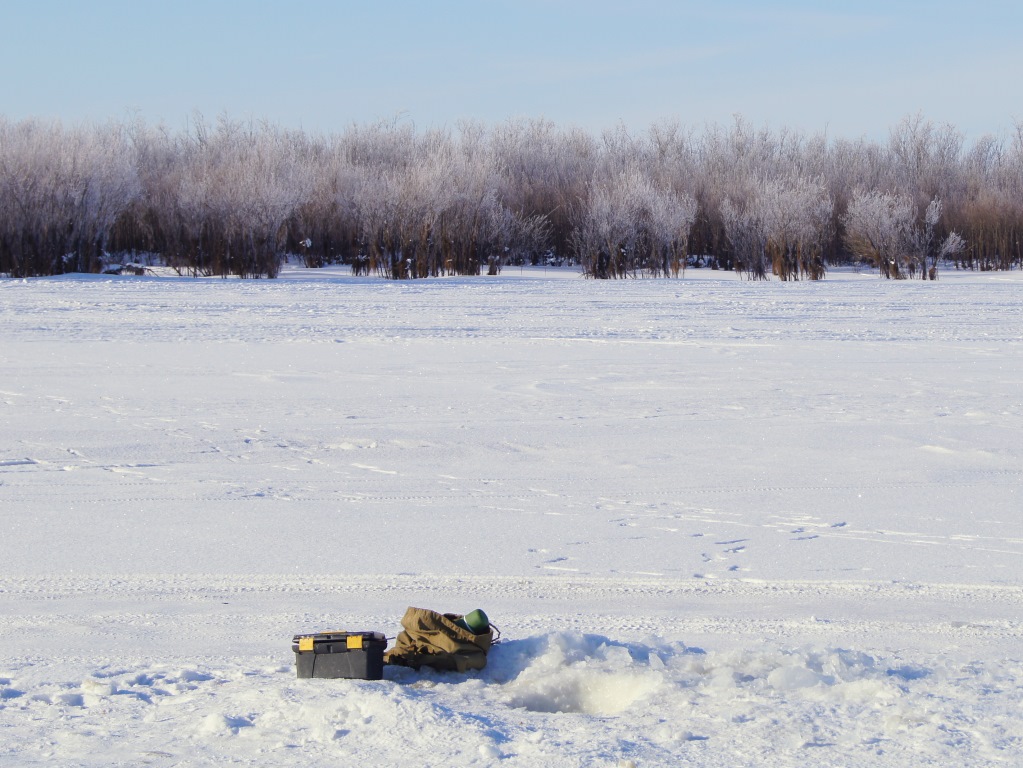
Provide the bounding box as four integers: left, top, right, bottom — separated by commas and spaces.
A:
1, 113, 1021, 280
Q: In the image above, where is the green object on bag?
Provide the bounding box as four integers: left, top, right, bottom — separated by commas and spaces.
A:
464, 608, 490, 633
453, 608, 490, 634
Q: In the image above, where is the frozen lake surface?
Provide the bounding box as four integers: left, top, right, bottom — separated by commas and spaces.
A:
1, 266, 1021, 766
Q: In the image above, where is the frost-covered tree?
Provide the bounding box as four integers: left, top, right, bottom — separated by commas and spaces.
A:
843, 190, 917, 278
571, 169, 696, 279
0, 119, 139, 276
720, 195, 768, 279
759, 175, 833, 280
721, 175, 832, 280
125, 116, 312, 278
571, 175, 634, 279
887, 114, 965, 205
200, 118, 312, 278
844, 190, 964, 279
647, 184, 698, 277
916, 198, 966, 279
288, 136, 361, 268
490, 118, 596, 263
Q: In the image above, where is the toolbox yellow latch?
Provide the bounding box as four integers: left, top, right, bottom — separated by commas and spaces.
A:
346, 635, 364, 650
298, 637, 314, 652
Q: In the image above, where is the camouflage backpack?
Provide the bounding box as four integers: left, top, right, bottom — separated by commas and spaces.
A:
384, 606, 497, 673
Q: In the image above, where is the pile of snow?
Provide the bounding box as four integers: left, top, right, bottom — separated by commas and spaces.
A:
2, 632, 1019, 766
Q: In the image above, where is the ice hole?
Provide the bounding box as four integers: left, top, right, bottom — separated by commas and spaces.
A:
501, 633, 665, 716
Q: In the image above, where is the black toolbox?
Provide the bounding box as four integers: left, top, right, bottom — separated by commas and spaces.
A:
292, 631, 387, 679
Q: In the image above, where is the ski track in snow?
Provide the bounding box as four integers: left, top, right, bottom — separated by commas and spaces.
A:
1, 266, 1022, 766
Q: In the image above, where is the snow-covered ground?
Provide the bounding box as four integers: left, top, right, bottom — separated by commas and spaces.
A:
1, 265, 1021, 766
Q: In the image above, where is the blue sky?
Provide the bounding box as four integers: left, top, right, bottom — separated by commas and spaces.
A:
2, 0, 1020, 141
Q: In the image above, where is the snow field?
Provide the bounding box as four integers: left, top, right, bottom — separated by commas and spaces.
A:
1, 266, 1022, 765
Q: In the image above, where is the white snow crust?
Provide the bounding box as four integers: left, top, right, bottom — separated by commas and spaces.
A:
1, 265, 1021, 766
